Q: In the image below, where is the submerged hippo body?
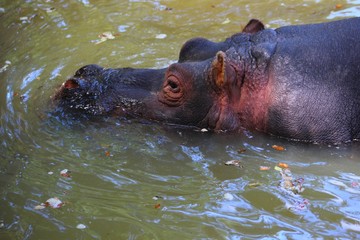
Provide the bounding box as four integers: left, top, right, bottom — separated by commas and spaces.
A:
55, 17, 360, 143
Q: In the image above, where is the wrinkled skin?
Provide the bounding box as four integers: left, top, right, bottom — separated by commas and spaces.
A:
54, 17, 360, 143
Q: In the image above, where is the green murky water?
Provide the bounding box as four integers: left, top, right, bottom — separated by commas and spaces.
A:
1, 0, 360, 239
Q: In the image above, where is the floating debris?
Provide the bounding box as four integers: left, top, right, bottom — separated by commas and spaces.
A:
20, 16, 29, 21
0, 60, 11, 73
96, 32, 117, 44
259, 166, 270, 171
276, 166, 305, 194
152, 196, 163, 201
278, 162, 289, 168
272, 145, 285, 151
224, 160, 243, 167
76, 224, 87, 229
46, 7, 56, 13
237, 149, 246, 154
60, 169, 71, 178
35, 197, 64, 209
335, 4, 343, 9
155, 33, 167, 39
248, 182, 262, 188
222, 18, 231, 24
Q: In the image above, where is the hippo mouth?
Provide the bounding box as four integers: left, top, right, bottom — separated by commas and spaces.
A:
54, 79, 148, 117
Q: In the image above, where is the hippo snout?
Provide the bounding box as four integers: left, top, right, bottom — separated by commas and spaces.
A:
53, 64, 156, 116
60, 64, 107, 94
53, 65, 110, 115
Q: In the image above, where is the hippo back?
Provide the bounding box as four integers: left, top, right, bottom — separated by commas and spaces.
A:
266, 17, 360, 143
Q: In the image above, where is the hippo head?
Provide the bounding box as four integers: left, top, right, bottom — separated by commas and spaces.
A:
54, 50, 252, 130
54, 19, 266, 129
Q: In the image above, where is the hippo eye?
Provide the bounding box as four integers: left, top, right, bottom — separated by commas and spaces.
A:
168, 79, 178, 89
165, 76, 181, 93
160, 75, 184, 106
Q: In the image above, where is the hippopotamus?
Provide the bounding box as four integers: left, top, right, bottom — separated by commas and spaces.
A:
54, 17, 360, 143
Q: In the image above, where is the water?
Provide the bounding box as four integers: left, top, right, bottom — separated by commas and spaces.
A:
1, 0, 360, 239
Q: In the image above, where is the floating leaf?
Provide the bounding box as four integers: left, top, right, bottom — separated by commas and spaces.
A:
154, 203, 161, 209
99, 32, 115, 39
335, 4, 343, 9
278, 162, 289, 168
0, 60, 11, 73
222, 18, 231, 24
96, 32, 116, 44
76, 224, 87, 229
274, 166, 282, 171
248, 182, 262, 187
237, 149, 246, 154
20, 16, 29, 21
224, 160, 243, 167
259, 166, 270, 171
272, 145, 285, 151
105, 151, 111, 157
34, 204, 46, 210
60, 169, 71, 178
155, 33, 167, 39
35, 197, 64, 209
152, 196, 163, 200
45, 197, 64, 208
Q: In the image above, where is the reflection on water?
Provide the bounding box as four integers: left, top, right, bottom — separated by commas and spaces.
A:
1, 0, 360, 239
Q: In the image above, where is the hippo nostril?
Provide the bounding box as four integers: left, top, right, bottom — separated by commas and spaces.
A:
64, 79, 79, 89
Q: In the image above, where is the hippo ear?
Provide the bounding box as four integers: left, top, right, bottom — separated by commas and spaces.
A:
242, 19, 265, 33
211, 51, 227, 88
